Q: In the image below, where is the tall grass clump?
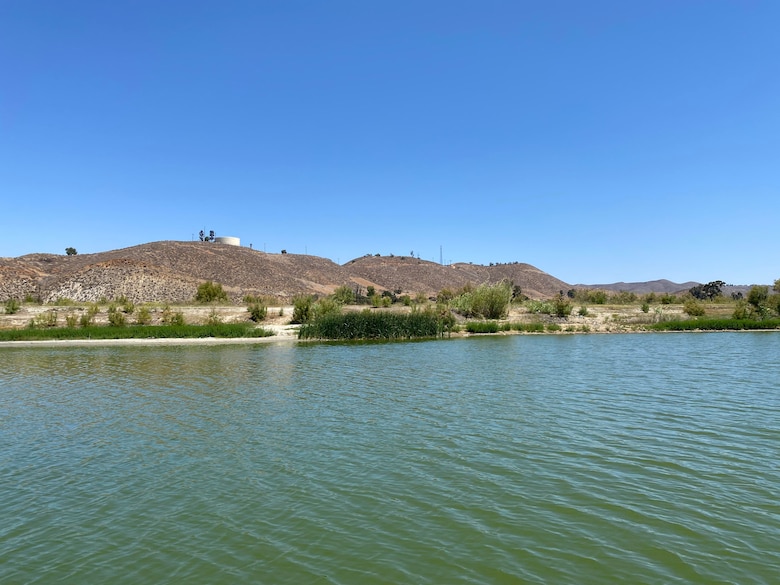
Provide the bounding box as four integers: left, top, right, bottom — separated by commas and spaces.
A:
651, 318, 780, 331
299, 308, 453, 340
511, 322, 546, 333
464, 321, 499, 334
451, 281, 512, 319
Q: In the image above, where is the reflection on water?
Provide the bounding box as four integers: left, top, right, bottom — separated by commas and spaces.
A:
1, 333, 779, 584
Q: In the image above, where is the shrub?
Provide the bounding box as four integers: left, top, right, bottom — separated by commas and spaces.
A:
291, 295, 315, 324
641, 302, 650, 313
31, 310, 58, 328
683, 298, 706, 317
107, 305, 126, 327
313, 297, 342, 320
4, 298, 21, 315
546, 323, 562, 332
525, 300, 554, 314
195, 281, 228, 303
65, 314, 78, 328
247, 302, 267, 322
161, 305, 185, 326
331, 285, 356, 305
660, 293, 677, 305
452, 281, 512, 319
135, 306, 152, 325
733, 300, 751, 320
577, 306, 589, 317
552, 294, 572, 317
747, 285, 769, 310
610, 291, 638, 305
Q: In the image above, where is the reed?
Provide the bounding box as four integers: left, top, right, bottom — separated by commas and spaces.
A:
299, 309, 451, 340
0, 323, 273, 342
464, 321, 499, 333
651, 318, 780, 331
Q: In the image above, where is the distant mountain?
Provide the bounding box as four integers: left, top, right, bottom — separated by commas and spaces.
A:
0, 241, 571, 303
575, 279, 755, 297
575, 279, 700, 295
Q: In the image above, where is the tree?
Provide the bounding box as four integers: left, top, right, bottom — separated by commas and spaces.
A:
65, 247, 77, 256
747, 285, 768, 310
689, 280, 724, 301
774, 278, 780, 294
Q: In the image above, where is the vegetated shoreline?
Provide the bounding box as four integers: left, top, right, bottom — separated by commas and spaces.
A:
2, 287, 779, 347
3, 319, 779, 348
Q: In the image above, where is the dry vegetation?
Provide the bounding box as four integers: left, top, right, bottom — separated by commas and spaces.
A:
0, 240, 571, 305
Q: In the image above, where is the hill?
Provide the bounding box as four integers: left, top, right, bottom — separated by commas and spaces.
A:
0, 241, 570, 303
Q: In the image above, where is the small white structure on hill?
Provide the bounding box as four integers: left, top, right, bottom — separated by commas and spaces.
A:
215, 236, 241, 246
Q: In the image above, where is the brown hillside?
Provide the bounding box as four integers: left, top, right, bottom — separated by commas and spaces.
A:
451, 262, 571, 299
0, 241, 570, 303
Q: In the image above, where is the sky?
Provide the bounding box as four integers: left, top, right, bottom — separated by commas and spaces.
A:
1, 1, 778, 285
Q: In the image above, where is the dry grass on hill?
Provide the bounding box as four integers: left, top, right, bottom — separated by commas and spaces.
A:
1, 241, 572, 304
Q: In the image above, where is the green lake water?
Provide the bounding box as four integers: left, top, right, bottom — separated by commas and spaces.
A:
1, 333, 778, 584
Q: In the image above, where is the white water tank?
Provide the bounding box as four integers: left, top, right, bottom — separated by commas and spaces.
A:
214, 236, 241, 246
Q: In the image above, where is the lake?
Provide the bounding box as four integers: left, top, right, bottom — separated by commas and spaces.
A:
1, 333, 778, 584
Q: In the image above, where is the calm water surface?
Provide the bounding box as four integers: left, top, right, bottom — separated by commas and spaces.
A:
1, 333, 779, 584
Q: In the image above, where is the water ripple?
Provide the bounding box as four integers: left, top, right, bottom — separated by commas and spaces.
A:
1, 333, 779, 583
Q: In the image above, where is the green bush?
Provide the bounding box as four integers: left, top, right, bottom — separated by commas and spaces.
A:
546, 323, 562, 332
683, 298, 706, 317
195, 281, 229, 303
161, 305, 185, 326
331, 285, 356, 305
578, 306, 589, 317
525, 300, 554, 314
4, 298, 21, 315
247, 302, 267, 322
610, 291, 638, 305
135, 306, 152, 325
30, 310, 58, 328
552, 294, 572, 317
313, 297, 342, 320
291, 295, 315, 324
107, 305, 126, 327
452, 281, 512, 319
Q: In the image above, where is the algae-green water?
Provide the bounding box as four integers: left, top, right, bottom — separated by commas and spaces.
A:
2, 333, 778, 584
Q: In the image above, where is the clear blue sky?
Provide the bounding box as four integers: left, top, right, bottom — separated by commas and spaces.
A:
2, 1, 778, 285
